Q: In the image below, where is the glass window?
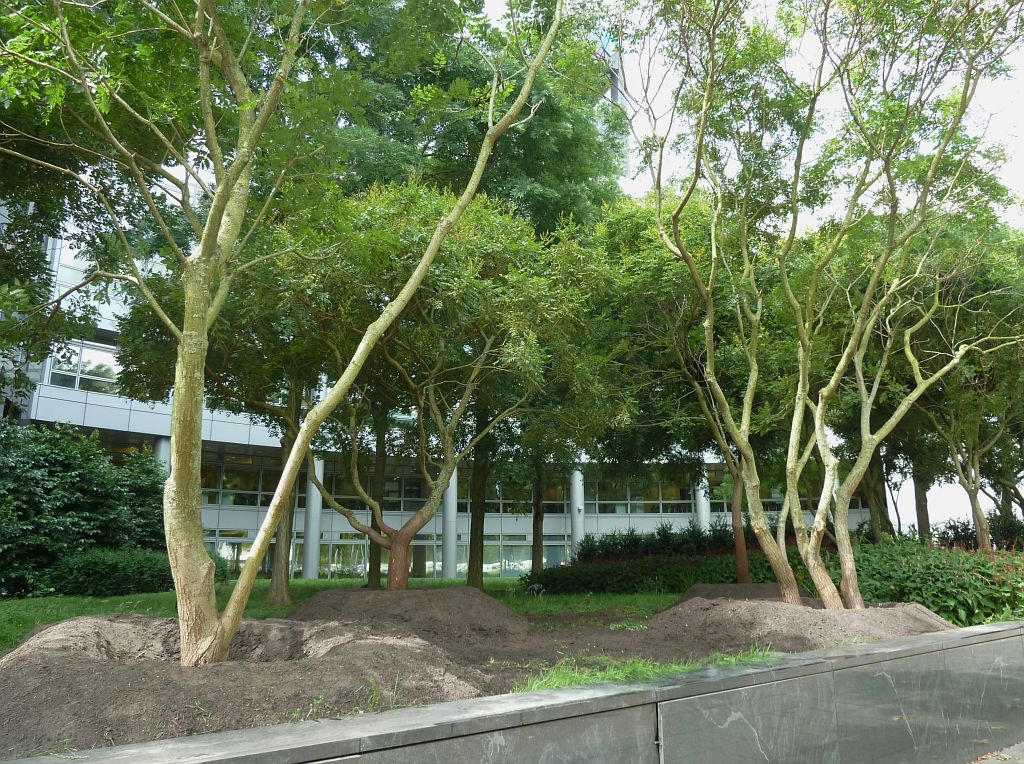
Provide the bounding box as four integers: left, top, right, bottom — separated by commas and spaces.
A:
48, 340, 121, 393
404, 477, 423, 499
222, 468, 259, 492
543, 501, 566, 515
662, 502, 693, 514
661, 483, 693, 501
501, 545, 531, 576
636, 483, 660, 501
598, 481, 627, 501
223, 491, 258, 507
79, 345, 119, 379
544, 545, 568, 568
384, 478, 401, 498
52, 345, 79, 373
201, 465, 221, 490
598, 502, 628, 514
584, 481, 597, 501
542, 482, 565, 501
260, 469, 283, 493
78, 377, 117, 393
501, 482, 529, 502
634, 502, 661, 514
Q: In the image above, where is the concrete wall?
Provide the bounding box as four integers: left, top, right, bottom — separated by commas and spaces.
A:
19, 620, 1024, 764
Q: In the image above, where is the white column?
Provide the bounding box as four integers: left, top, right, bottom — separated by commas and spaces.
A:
695, 479, 712, 530
569, 468, 585, 553
441, 468, 458, 579
153, 436, 171, 472
302, 457, 325, 579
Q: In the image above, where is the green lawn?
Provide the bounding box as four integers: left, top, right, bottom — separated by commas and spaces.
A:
514, 645, 773, 692
0, 579, 682, 655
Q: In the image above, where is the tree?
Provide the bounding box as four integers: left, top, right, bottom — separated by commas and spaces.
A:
616, 0, 1024, 608
2, 0, 563, 663
287, 184, 570, 589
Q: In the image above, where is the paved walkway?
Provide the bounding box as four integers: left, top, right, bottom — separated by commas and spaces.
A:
974, 742, 1024, 762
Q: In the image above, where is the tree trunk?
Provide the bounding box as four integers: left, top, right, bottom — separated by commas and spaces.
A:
740, 465, 801, 604
164, 270, 224, 665
265, 426, 299, 607
467, 453, 490, 590
387, 529, 413, 589
862, 451, 894, 543
367, 407, 388, 589
833, 493, 866, 609
467, 403, 493, 588
912, 464, 931, 542
968, 485, 992, 550
531, 462, 545, 576
729, 470, 751, 584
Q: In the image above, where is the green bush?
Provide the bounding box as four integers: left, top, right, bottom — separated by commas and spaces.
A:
0, 421, 166, 597
831, 541, 1024, 626
573, 519, 741, 563
48, 548, 230, 597
526, 551, 779, 594
49, 548, 174, 597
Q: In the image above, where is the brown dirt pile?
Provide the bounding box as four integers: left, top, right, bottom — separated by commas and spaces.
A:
0, 587, 959, 761
649, 596, 954, 654
0, 614, 486, 759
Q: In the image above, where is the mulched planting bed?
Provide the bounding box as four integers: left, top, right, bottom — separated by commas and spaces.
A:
0, 585, 955, 760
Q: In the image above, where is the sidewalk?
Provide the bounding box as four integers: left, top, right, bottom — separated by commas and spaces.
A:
975, 742, 1024, 762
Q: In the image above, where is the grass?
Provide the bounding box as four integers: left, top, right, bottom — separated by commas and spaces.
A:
490, 590, 677, 619
0, 578, 679, 657
513, 645, 774, 693
0, 577, 483, 654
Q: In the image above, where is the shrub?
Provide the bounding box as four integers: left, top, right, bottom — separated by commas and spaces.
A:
841, 540, 1024, 626
49, 547, 230, 597
934, 518, 977, 550
0, 421, 166, 597
49, 548, 174, 597
572, 520, 739, 564
526, 552, 779, 594
988, 512, 1024, 551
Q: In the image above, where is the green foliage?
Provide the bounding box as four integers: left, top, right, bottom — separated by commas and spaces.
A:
526, 552, 777, 594
574, 519, 760, 563
513, 645, 774, 692
847, 541, 1024, 627
989, 512, 1024, 551
48, 548, 229, 598
934, 518, 983, 550
0, 577, 373, 655
0, 421, 165, 597
48, 548, 174, 597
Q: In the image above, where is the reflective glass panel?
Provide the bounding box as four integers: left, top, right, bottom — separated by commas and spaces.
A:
79, 377, 117, 393
79, 345, 119, 379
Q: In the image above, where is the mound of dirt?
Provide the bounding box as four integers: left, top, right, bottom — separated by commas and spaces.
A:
0, 589, 961, 760
649, 597, 954, 655
680, 582, 817, 604
0, 615, 488, 760
288, 586, 532, 643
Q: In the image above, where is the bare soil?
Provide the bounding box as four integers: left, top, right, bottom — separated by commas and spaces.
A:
0, 585, 955, 760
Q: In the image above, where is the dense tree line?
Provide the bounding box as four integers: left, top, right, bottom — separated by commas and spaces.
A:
2, 0, 1023, 667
